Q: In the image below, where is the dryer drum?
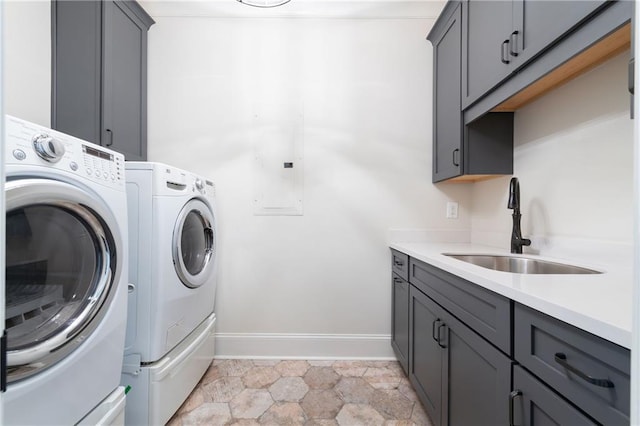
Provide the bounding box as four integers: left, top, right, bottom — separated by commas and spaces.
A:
172, 198, 216, 289
4, 178, 121, 383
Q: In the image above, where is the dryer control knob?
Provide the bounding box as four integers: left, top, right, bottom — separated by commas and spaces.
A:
33, 133, 65, 163
195, 178, 204, 191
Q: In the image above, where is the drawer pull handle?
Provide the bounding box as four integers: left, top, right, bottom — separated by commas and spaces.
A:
509, 390, 522, 426
554, 353, 614, 388
393, 277, 403, 284
393, 259, 404, 267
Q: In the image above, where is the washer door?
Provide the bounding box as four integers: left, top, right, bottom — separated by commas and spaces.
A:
5, 178, 121, 383
172, 198, 216, 288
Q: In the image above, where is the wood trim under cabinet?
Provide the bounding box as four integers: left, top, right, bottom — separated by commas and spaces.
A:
492, 23, 631, 112
440, 174, 505, 183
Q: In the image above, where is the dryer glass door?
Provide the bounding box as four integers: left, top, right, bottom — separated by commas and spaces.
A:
173, 198, 215, 288
5, 179, 121, 382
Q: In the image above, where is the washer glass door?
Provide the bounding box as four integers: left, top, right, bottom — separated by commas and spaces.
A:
5, 178, 120, 382
173, 198, 215, 288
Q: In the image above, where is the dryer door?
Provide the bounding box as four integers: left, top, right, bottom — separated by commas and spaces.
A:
4, 178, 122, 383
172, 198, 216, 288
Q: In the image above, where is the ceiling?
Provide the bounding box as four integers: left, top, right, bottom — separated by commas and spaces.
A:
139, 0, 447, 19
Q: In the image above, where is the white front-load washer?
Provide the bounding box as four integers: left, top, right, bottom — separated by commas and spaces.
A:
122, 162, 217, 425
4, 115, 129, 425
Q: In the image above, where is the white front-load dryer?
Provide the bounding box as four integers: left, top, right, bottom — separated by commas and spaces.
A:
122, 162, 217, 425
4, 115, 129, 425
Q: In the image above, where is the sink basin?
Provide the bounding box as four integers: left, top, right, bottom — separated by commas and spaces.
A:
442, 254, 601, 275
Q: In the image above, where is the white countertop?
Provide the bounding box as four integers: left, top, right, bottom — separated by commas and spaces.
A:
389, 242, 633, 349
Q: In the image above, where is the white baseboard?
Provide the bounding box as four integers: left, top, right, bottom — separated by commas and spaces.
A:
214, 333, 396, 360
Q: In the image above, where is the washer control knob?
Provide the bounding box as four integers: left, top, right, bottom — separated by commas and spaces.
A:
69, 161, 78, 171
33, 133, 65, 163
195, 179, 204, 191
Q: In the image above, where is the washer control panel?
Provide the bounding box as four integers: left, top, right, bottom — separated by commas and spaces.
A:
5, 115, 124, 188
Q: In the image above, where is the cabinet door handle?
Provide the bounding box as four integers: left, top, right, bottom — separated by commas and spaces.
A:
501, 40, 510, 64
452, 148, 460, 167
554, 353, 614, 388
105, 129, 114, 147
437, 323, 446, 348
432, 319, 440, 343
509, 390, 522, 426
393, 277, 403, 285
509, 31, 519, 57
629, 58, 635, 95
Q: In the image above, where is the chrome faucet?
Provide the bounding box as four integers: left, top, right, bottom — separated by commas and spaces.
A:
508, 177, 531, 254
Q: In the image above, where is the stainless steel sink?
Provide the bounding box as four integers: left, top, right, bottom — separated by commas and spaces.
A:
442, 254, 601, 275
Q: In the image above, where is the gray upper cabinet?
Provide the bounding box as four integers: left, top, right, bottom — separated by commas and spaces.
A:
510, 0, 608, 70
53, 0, 154, 161
429, 4, 514, 183
429, 0, 631, 182
461, 0, 608, 109
432, 4, 462, 181
52, 1, 102, 145
461, 0, 513, 109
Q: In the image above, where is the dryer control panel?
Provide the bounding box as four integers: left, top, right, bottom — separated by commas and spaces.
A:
5, 115, 125, 188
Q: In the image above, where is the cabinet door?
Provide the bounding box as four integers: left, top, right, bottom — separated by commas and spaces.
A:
103, 1, 149, 161
391, 274, 409, 374
461, 0, 513, 108
52, 0, 102, 144
442, 307, 512, 426
409, 286, 445, 426
432, 5, 462, 182
512, 366, 597, 426
510, 0, 608, 69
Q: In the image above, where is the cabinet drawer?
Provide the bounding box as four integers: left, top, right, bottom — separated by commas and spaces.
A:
409, 258, 511, 354
513, 365, 597, 426
514, 303, 630, 425
391, 250, 409, 281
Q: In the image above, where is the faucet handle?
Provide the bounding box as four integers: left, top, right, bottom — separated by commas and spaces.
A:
508, 177, 520, 210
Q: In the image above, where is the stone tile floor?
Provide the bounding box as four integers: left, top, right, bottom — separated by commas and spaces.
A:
167, 359, 435, 425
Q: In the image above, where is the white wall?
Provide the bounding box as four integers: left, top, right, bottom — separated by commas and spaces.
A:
470, 51, 634, 260
147, 16, 471, 357
3, 0, 50, 126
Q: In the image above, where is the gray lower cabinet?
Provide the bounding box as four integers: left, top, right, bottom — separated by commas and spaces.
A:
52, 0, 154, 160
391, 273, 409, 374
514, 303, 630, 425
512, 365, 597, 426
408, 285, 445, 425
409, 285, 512, 426
391, 250, 631, 425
